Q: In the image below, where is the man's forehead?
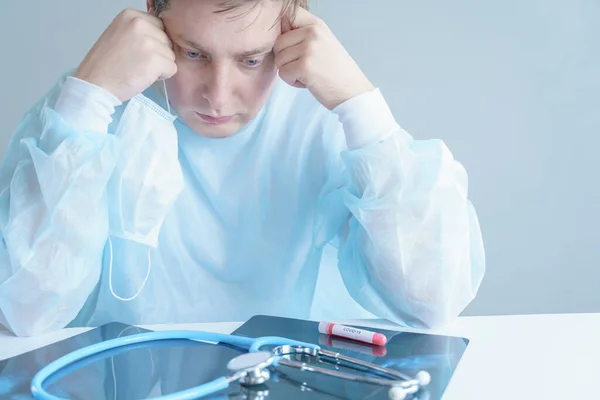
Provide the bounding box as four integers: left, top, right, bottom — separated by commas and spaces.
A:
164, 0, 282, 53
164, 0, 283, 33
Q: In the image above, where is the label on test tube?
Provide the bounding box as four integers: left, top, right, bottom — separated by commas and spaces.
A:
318, 322, 388, 346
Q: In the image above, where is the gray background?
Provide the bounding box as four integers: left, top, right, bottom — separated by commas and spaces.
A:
1, 1, 599, 317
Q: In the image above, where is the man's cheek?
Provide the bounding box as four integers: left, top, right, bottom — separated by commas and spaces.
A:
165, 78, 183, 108
167, 70, 195, 105
256, 65, 279, 94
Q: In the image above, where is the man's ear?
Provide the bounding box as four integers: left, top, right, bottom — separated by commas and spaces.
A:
146, 0, 153, 13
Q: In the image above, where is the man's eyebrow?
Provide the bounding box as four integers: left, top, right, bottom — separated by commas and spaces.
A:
176, 35, 273, 58
177, 36, 211, 54
236, 45, 274, 58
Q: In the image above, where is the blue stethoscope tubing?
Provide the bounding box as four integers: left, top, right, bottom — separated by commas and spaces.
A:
30, 330, 319, 400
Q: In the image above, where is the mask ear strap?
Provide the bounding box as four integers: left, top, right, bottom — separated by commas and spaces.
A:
108, 237, 152, 302
163, 80, 172, 114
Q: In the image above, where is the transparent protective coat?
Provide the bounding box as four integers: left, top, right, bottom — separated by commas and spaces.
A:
0, 74, 485, 336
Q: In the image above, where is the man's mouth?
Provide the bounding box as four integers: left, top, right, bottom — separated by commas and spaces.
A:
196, 112, 234, 125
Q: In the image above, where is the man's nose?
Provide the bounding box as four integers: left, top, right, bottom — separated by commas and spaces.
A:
202, 63, 233, 113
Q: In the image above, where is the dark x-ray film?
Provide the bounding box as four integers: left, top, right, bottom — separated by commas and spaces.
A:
0, 316, 468, 399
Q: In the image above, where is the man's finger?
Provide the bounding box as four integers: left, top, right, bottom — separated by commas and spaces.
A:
141, 11, 166, 29
157, 55, 178, 80
150, 28, 174, 49
274, 27, 306, 54
278, 60, 307, 88
281, 6, 316, 33
281, 10, 293, 34
290, 7, 317, 28
274, 42, 302, 68
123, 9, 165, 30
153, 38, 176, 61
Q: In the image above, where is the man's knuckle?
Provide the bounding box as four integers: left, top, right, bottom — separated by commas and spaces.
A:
119, 8, 138, 20
149, 52, 162, 63
307, 25, 320, 39
304, 40, 317, 55
140, 36, 155, 50
130, 16, 148, 33
313, 17, 326, 28
298, 58, 310, 71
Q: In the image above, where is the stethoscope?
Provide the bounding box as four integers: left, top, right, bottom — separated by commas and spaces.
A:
31, 330, 431, 400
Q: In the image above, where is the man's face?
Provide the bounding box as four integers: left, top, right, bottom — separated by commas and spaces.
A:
156, 0, 283, 138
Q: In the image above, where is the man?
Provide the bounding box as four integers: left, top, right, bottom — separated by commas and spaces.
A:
0, 0, 485, 337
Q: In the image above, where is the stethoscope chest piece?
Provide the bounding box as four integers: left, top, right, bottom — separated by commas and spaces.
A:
227, 351, 275, 386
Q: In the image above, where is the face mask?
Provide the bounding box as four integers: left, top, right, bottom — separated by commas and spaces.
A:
108, 81, 183, 301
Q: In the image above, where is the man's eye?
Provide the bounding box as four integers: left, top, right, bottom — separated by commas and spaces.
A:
244, 59, 262, 67
185, 51, 201, 59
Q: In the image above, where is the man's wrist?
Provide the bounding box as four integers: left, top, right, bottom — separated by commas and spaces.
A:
54, 76, 122, 134
332, 88, 398, 150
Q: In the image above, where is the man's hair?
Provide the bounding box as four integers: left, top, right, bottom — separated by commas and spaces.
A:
151, 0, 309, 19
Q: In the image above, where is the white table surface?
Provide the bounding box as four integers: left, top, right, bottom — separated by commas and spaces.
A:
1, 313, 598, 399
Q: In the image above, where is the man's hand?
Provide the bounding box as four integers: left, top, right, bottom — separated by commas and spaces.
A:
75, 9, 177, 102
274, 8, 375, 110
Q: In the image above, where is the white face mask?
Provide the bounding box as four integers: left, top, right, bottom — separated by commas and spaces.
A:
107, 81, 183, 301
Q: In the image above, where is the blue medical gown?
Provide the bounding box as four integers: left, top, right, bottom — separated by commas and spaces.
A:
0, 75, 485, 336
